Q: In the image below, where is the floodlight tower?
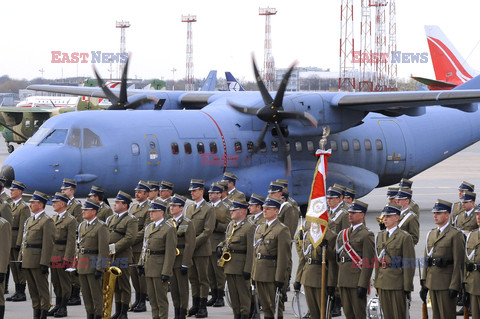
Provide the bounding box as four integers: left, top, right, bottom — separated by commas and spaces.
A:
259, 7, 276, 91
371, 0, 388, 91
358, 0, 373, 92
387, 0, 398, 90
182, 14, 197, 91
339, 0, 355, 91
116, 20, 130, 78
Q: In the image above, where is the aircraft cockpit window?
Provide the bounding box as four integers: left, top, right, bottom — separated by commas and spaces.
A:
375, 139, 383, 151
353, 139, 361, 151
307, 141, 314, 153
330, 140, 338, 151
271, 141, 279, 153
341, 139, 349, 151
184, 143, 192, 155
41, 129, 68, 145
68, 128, 81, 148
27, 127, 50, 145
364, 139, 372, 151
209, 142, 217, 154
247, 141, 254, 153
83, 128, 103, 148
235, 142, 242, 153
197, 142, 205, 154
171, 143, 179, 155
295, 141, 303, 152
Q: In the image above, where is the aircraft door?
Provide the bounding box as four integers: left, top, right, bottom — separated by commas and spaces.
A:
144, 134, 161, 166
378, 120, 406, 176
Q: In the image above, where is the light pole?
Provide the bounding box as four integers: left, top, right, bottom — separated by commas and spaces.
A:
171, 67, 177, 91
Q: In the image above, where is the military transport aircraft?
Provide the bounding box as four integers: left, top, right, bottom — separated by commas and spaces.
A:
2, 56, 480, 206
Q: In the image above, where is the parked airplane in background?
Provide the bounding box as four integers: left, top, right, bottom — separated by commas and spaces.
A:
412, 25, 479, 90
226, 72, 245, 91
200, 70, 217, 91
5, 56, 480, 206
16, 96, 79, 108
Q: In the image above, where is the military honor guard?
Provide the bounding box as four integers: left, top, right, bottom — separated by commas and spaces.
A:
48, 192, 78, 317
185, 179, 215, 318
0, 182, 12, 224
223, 172, 246, 202
420, 199, 465, 319
77, 199, 109, 319
138, 199, 177, 319
19, 191, 55, 319
336, 200, 375, 319
88, 186, 113, 222
106, 191, 138, 319
158, 181, 174, 205
217, 200, 255, 319
0, 177, 12, 205
267, 181, 298, 238
169, 194, 196, 319
129, 180, 151, 313
394, 188, 420, 245
247, 194, 265, 226
7, 181, 29, 302
218, 181, 233, 208
374, 203, 415, 319
343, 187, 356, 207
206, 183, 231, 307
386, 187, 399, 204
453, 191, 478, 234
147, 181, 161, 202
451, 181, 474, 223
275, 179, 300, 213
463, 204, 480, 318
327, 186, 350, 234
252, 197, 291, 319
398, 178, 420, 215
0, 216, 11, 319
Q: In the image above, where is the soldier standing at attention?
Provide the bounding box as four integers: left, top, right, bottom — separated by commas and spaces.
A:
48, 192, 78, 317
0, 216, 11, 319
252, 197, 291, 319
420, 199, 465, 319
0, 177, 13, 205
453, 191, 478, 234
267, 182, 298, 238
77, 199, 108, 319
223, 172, 246, 203
129, 181, 151, 313
463, 204, 480, 318
451, 181, 475, 224
185, 179, 215, 318
159, 181, 174, 206
248, 194, 265, 226
218, 200, 255, 319
0, 183, 12, 224
336, 200, 375, 319
147, 181, 161, 202
275, 179, 300, 213
19, 191, 55, 319
7, 181, 29, 303
343, 188, 356, 208
218, 181, 233, 208
138, 199, 177, 319
106, 191, 138, 319
169, 194, 196, 319
398, 178, 420, 215
394, 188, 420, 245
327, 186, 350, 235
88, 186, 113, 222
374, 203, 415, 319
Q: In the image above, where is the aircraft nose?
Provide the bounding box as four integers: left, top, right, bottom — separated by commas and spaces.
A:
0, 165, 14, 186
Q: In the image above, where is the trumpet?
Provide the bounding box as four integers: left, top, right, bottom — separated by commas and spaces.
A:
102, 255, 122, 319
176, 248, 180, 256
218, 248, 232, 267
376, 214, 385, 224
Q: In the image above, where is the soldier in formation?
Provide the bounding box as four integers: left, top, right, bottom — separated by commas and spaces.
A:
0, 215, 11, 319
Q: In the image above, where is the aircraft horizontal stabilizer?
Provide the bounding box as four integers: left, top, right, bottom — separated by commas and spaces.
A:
411, 76, 457, 90
326, 163, 379, 198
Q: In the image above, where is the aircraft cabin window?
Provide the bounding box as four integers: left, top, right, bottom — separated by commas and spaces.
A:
34, 120, 40, 127
68, 128, 81, 148
235, 142, 242, 153
209, 142, 217, 154
171, 143, 179, 155
328, 140, 338, 151
295, 141, 303, 152
375, 139, 383, 151
25, 120, 31, 128
364, 139, 372, 150
271, 141, 279, 152
353, 139, 361, 151
307, 141, 314, 152
83, 128, 103, 148
247, 141, 254, 153
131, 143, 140, 155
41, 129, 68, 145
184, 142, 192, 155
197, 142, 205, 154
260, 141, 267, 153
341, 139, 349, 151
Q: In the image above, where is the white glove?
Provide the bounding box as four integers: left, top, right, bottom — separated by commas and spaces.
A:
109, 244, 116, 255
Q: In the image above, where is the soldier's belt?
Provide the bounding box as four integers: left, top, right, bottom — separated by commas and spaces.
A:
146, 249, 165, 255
230, 249, 247, 254
466, 262, 480, 272
306, 258, 321, 265
12, 227, 19, 231
256, 253, 276, 260
338, 256, 352, 263
54, 240, 67, 245
25, 243, 42, 248
79, 248, 99, 254
427, 257, 453, 267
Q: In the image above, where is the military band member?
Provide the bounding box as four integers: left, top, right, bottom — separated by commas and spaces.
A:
106, 191, 138, 319
169, 194, 196, 319
218, 200, 255, 319
252, 197, 291, 319
129, 180, 151, 313
336, 200, 375, 319
7, 181, 29, 302
19, 191, 55, 319
420, 199, 465, 319
138, 199, 177, 319
147, 181, 161, 202
206, 183, 231, 307
88, 185, 113, 222
343, 187, 356, 208
398, 178, 420, 215
223, 172, 246, 203
0, 217, 11, 319
48, 192, 78, 317
275, 179, 300, 213
327, 186, 350, 234
453, 191, 478, 234
394, 188, 420, 245
185, 179, 215, 318
77, 199, 109, 319
451, 181, 474, 223
464, 204, 480, 318
248, 194, 265, 226
374, 203, 415, 319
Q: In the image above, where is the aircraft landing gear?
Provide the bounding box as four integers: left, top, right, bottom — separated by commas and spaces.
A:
7, 144, 14, 153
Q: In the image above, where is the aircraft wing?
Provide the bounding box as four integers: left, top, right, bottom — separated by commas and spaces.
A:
26, 84, 143, 98
0, 106, 58, 113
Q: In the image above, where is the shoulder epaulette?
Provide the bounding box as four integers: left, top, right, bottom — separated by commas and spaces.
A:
98, 219, 105, 225
221, 201, 230, 209
183, 217, 191, 222
127, 213, 135, 219
146, 221, 155, 229
165, 220, 174, 228
66, 214, 75, 220
205, 202, 212, 207
74, 198, 81, 204
247, 218, 255, 225
0, 217, 7, 224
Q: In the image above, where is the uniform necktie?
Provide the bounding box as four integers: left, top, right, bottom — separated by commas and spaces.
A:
386, 231, 390, 239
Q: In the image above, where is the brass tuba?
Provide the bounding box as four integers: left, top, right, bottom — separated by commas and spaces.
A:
102, 255, 122, 319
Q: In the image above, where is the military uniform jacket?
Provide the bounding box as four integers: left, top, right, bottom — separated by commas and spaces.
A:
328, 205, 349, 234
465, 229, 480, 295
129, 200, 150, 253
0, 202, 12, 225
287, 197, 300, 214
0, 217, 11, 273
398, 208, 420, 245
52, 212, 77, 261
0, 192, 13, 205
296, 228, 338, 288
423, 224, 464, 291
11, 199, 31, 248
219, 218, 255, 275
451, 201, 463, 224
248, 213, 265, 227
173, 216, 196, 268
67, 198, 83, 223
278, 201, 299, 238
252, 218, 292, 283
454, 209, 479, 234
336, 224, 375, 289
141, 220, 177, 278
409, 200, 420, 215
185, 200, 215, 256
374, 227, 415, 291
210, 201, 231, 251
106, 212, 138, 263
19, 211, 55, 268
227, 188, 246, 202
77, 218, 109, 274
97, 203, 113, 222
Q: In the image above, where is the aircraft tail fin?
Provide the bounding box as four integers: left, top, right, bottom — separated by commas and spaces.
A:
425, 25, 478, 85
200, 70, 217, 91
225, 72, 245, 91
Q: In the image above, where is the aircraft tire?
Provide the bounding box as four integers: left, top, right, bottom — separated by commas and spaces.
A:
7, 144, 14, 153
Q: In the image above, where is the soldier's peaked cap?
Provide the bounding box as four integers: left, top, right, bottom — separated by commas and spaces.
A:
217, 180, 228, 191
387, 187, 399, 198
29, 191, 48, 204
188, 179, 205, 191
432, 199, 452, 213
276, 179, 289, 188
475, 203, 480, 213
52, 192, 69, 203
326, 186, 343, 198
263, 197, 282, 209
382, 203, 401, 215
115, 191, 132, 204
208, 183, 223, 193
171, 194, 187, 206
159, 181, 174, 191
134, 180, 151, 192
60, 178, 77, 189
82, 199, 100, 210
249, 193, 265, 206
148, 181, 161, 191
10, 180, 26, 191
399, 178, 413, 189
149, 199, 167, 211
344, 187, 356, 198
348, 200, 368, 213
268, 181, 284, 193
333, 183, 346, 192
230, 200, 249, 210
88, 185, 104, 197
222, 172, 238, 182
395, 188, 412, 199
459, 181, 475, 192
461, 191, 476, 203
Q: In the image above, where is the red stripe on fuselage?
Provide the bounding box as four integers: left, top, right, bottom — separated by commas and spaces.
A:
200, 111, 228, 173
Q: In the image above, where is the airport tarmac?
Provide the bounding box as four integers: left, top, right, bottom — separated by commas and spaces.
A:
2, 140, 480, 318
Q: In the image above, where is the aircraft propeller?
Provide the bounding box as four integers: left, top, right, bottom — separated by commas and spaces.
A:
93, 56, 156, 110
229, 56, 318, 175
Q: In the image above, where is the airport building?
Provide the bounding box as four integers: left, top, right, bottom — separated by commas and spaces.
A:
276, 67, 339, 92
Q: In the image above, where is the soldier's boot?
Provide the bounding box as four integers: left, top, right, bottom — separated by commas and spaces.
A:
94, 315, 103, 319
195, 298, 208, 318
40, 309, 48, 319
331, 296, 342, 317
6, 282, 18, 301
0, 305, 4, 319
53, 297, 68, 317
129, 292, 140, 311
233, 314, 241, 319
67, 286, 81, 306
11, 283, 27, 302
240, 315, 249, 319
33, 309, 42, 319
47, 297, 62, 316
110, 302, 122, 319
173, 307, 179, 319
188, 297, 200, 317
4, 268, 9, 295
178, 308, 188, 319
132, 293, 147, 312
87, 315, 94, 319
213, 290, 225, 307
206, 289, 217, 307
117, 303, 129, 319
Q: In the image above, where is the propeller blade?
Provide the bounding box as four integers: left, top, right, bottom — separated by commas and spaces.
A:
277, 110, 318, 127
272, 61, 297, 108
274, 122, 292, 176
252, 55, 273, 106
126, 97, 156, 110
254, 122, 270, 153
93, 66, 120, 105
119, 56, 130, 106
228, 101, 261, 115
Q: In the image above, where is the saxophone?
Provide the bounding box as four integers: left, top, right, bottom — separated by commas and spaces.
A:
169, 218, 180, 256
218, 223, 235, 267
102, 254, 122, 319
